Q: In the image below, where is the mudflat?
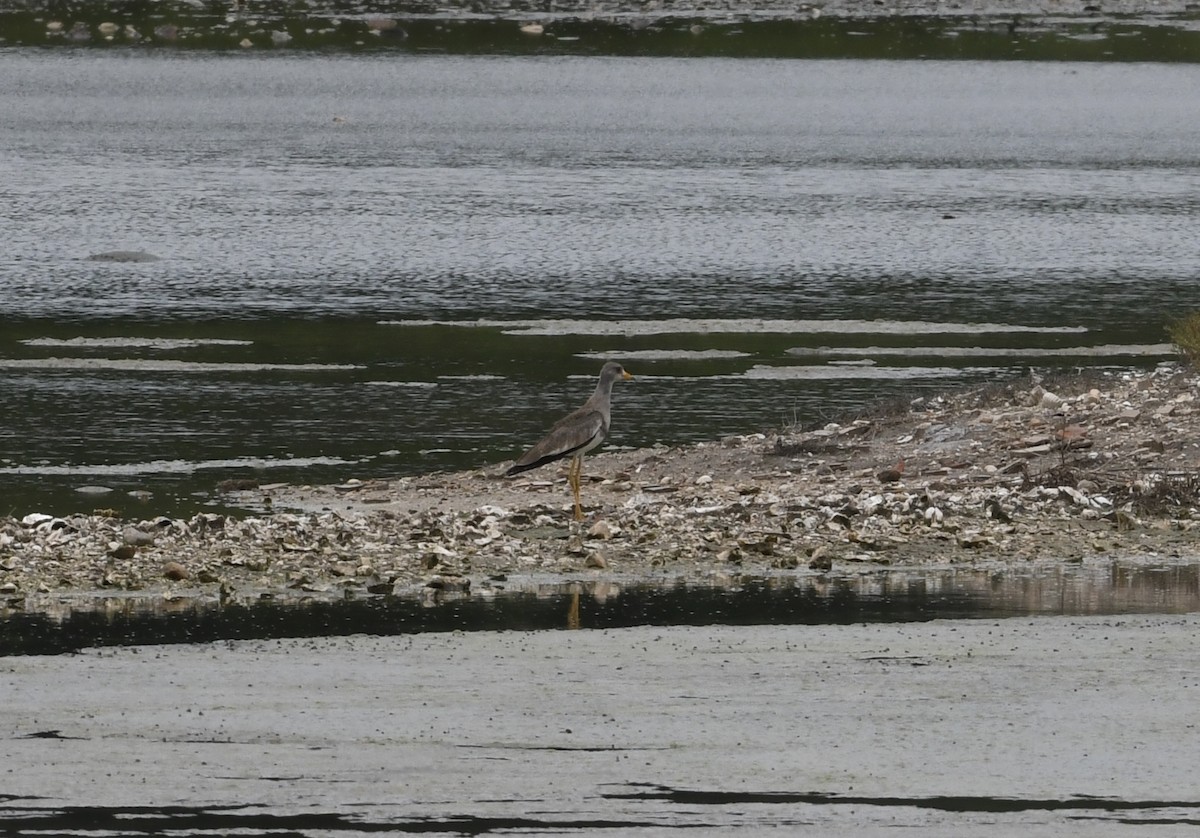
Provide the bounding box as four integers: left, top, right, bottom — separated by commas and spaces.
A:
5, 615, 1200, 833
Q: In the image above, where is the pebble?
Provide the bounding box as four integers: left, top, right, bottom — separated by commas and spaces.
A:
588, 520, 617, 540
123, 527, 156, 547
585, 553, 608, 569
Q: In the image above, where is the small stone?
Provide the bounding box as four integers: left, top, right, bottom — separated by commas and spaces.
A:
716, 546, 743, 564
585, 552, 608, 569
123, 527, 155, 547
163, 562, 189, 581
588, 520, 616, 540
956, 531, 992, 548
808, 547, 833, 571
983, 499, 1012, 523
426, 575, 470, 592
877, 458, 905, 484
1113, 511, 1137, 532
738, 536, 776, 555
1040, 391, 1063, 409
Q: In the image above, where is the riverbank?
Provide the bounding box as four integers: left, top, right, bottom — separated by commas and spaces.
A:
4, 362, 1200, 620
3, 0, 1200, 60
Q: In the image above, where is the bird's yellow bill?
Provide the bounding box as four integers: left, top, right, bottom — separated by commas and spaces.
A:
623, 370, 634, 380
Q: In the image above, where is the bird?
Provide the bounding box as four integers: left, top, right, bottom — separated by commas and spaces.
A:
506, 361, 633, 521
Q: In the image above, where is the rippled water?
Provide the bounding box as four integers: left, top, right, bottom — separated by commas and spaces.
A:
2, 51, 1199, 515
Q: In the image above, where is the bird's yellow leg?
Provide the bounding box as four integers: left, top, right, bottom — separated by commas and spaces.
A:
570, 456, 583, 520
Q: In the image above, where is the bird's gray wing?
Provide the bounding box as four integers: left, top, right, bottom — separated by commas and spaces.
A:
506, 408, 606, 475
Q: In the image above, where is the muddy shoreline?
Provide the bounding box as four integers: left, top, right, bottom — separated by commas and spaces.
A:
4, 0, 1200, 60
9, 616, 1200, 834
4, 364, 1200, 621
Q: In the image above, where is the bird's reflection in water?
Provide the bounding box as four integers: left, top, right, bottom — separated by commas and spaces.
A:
566, 586, 581, 630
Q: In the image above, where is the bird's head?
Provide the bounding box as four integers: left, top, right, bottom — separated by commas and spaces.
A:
601, 361, 633, 382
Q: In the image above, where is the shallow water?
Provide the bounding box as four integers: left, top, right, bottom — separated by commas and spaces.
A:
2, 52, 1199, 515
4, 561, 1198, 655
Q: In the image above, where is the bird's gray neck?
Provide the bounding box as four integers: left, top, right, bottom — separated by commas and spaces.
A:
588, 377, 616, 420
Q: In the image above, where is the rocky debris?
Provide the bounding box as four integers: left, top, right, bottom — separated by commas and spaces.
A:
3, 363, 1200, 618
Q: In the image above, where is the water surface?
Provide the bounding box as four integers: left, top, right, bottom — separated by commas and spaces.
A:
2, 52, 1198, 515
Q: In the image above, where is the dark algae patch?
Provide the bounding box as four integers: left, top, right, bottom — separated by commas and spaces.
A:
606, 783, 1200, 816
4, 790, 1200, 835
